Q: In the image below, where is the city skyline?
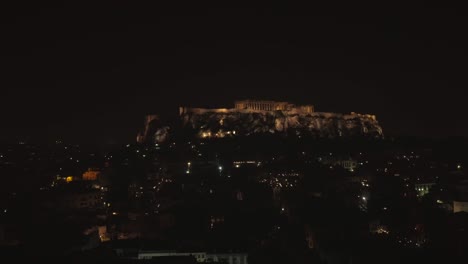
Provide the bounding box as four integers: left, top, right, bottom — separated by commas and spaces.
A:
1, 2, 468, 263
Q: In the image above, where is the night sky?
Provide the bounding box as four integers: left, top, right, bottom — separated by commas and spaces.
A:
1, 2, 466, 144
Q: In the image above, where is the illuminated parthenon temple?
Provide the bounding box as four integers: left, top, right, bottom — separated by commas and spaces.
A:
235, 100, 314, 114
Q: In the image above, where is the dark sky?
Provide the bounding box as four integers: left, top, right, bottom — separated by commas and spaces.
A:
1, 2, 466, 144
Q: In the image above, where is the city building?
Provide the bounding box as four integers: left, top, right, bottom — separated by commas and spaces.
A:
42, 184, 103, 211
233, 160, 261, 168
453, 201, 468, 213
137, 250, 248, 264
82, 168, 101, 181
414, 182, 435, 197
336, 159, 358, 172
319, 157, 359, 172
61, 189, 102, 210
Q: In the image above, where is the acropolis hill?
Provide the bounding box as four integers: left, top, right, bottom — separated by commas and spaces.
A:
138, 100, 383, 143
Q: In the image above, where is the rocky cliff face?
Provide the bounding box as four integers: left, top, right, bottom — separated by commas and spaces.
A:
180, 110, 383, 139
137, 115, 170, 144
